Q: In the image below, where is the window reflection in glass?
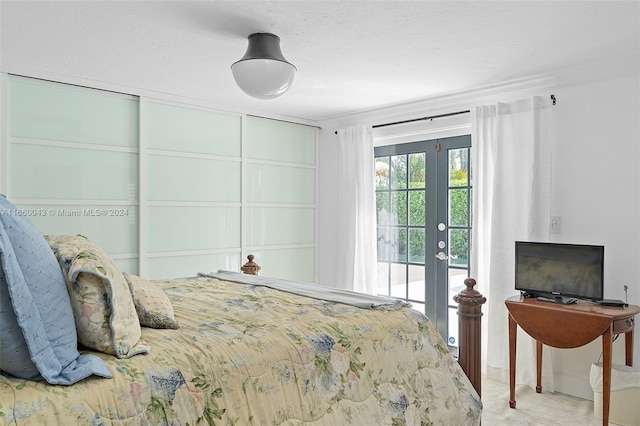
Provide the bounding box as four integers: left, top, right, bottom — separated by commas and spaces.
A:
448, 148, 469, 187
390, 155, 407, 189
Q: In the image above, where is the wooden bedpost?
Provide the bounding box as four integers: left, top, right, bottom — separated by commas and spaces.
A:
241, 254, 261, 275
453, 278, 486, 397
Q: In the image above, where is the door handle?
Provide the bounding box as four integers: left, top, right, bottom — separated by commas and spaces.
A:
435, 251, 449, 261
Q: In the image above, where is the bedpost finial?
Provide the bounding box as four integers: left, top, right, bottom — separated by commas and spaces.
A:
465, 277, 476, 290
454, 278, 486, 306
241, 254, 261, 275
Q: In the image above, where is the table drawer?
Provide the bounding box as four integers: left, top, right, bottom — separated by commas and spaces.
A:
613, 316, 635, 334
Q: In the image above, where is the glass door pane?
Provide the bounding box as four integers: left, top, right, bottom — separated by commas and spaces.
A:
444, 142, 472, 349
390, 263, 407, 299
375, 142, 435, 331
375, 135, 471, 348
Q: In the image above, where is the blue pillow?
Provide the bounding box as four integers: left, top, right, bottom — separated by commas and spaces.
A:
0, 195, 112, 384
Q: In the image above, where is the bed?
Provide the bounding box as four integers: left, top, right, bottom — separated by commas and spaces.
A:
0, 196, 483, 425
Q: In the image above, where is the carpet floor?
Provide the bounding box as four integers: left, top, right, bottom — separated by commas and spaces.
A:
481, 377, 608, 425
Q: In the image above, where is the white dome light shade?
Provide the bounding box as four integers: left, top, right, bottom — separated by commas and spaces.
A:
231, 33, 296, 99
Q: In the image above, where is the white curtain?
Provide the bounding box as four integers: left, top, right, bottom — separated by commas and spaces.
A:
471, 96, 554, 390
335, 125, 377, 294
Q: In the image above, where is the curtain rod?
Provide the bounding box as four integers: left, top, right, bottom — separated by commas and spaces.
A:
372, 109, 470, 129
373, 95, 556, 128
333, 110, 469, 134
334, 94, 555, 134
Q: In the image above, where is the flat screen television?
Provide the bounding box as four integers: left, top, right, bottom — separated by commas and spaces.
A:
515, 241, 604, 301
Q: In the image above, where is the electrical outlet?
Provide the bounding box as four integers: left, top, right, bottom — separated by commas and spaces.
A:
550, 216, 561, 234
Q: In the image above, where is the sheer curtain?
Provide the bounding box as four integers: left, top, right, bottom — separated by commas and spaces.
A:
471, 96, 554, 390
335, 125, 377, 294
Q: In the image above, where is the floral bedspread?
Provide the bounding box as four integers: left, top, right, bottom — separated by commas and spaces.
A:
0, 276, 481, 425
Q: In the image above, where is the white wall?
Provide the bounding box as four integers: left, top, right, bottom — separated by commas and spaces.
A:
549, 73, 640, 398
317, 69, 640, 399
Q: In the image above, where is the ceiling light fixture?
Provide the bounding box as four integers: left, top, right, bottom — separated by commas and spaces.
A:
231, 33, 296, 99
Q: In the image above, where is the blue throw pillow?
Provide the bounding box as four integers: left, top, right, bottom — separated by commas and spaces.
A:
0, 195, 112, 384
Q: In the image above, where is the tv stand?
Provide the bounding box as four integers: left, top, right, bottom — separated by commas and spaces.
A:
505, 296, 640, 426
536, 295, 577, 305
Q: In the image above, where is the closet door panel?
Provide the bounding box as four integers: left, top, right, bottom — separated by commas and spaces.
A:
11, 144, 138, 201
245, 164, 315, 204
146, 102, 240, 156
245, 207, 314, 246
147, 253, 240, 280
21, 203, 138, 255
250, 248, 315, 283
147, 155, 240, 202
146, 206, 241, 253
10, 76, 138, 147
245, 116, 316, 165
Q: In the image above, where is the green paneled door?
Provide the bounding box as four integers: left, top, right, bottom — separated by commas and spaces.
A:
143, 100, 242, 278
7, 75, 140, 274
244, 117, 317, 283
3, 75, 317, 282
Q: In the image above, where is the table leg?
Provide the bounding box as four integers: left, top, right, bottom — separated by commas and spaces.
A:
625, 329, 634, 367
509, 313, 517, 409
536, 340, 542, 393
602, 327, 612, 426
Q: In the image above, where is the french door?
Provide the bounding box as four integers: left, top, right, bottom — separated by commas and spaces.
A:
374, 135, 472, 350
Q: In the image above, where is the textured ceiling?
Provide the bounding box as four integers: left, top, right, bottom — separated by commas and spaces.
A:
1, 1, 639, 123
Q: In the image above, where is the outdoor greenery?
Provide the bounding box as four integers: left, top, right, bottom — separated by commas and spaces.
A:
375, 150, 470, 266
449, 176, 469, 266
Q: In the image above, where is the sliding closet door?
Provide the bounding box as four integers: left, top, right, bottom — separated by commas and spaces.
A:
2, 74, 317, 282
142, 100, 242, 279
244, 117, 317, 283
6, 75, 140, 273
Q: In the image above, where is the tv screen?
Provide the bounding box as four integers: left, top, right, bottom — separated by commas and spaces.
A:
515, 241, 604, 301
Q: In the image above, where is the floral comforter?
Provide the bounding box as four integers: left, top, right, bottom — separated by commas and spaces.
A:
0, 276, 481, 425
